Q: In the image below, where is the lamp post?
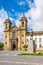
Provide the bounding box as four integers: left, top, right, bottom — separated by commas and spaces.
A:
30, 29, 33, 40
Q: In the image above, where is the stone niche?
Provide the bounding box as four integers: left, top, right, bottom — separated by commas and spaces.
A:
28, 40, 36, 53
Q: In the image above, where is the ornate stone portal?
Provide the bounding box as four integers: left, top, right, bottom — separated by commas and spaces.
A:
10, 38, 18, 50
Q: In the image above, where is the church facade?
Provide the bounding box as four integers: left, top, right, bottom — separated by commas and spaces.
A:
4, 16, 43, 51
4, 16, 27, 51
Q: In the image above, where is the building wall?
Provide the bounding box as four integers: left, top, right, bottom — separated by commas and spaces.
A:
4, 17, 43, 51
26, 35, 43, 48
17, 30, 21, 50
20, 30, 26, 50
4, 31, 11, 50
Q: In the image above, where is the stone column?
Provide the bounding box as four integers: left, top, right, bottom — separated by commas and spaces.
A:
28, 40, 36, 53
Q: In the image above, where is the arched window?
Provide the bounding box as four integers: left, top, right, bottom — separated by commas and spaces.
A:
6, 24, 7, 29
22, 22, 24, 26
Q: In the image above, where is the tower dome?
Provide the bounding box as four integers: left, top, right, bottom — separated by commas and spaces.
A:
4, 17, 11, 24
20, 14, 27, 22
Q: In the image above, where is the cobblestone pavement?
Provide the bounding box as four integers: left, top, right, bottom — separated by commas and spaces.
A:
0, 60, 43, 65
0, 51, 43, 65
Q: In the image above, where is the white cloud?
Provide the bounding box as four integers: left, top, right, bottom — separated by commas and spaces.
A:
0, 8, 14, 42
0, 8, 8, 42
18, 1, 25, 6
25, 0, 43, 31
9, 17, 14, 21
11, 9, 15, 12
26, 0, 35, 8
15, 20, 20, 27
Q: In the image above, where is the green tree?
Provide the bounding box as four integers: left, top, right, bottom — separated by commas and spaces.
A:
23, 44, 28, 51
0, 42, 4, 50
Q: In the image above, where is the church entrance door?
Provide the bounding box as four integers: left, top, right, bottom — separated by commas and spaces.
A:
12, 40, 18, 50
13, 43, 16, 50
11, 38, 18, 50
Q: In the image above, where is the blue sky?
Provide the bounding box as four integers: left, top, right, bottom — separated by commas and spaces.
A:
0, 0, 33, 12
0, 0, 43, 42
0, 0, 34, 20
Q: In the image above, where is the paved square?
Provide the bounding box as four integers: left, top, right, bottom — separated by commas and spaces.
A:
0, 51, 43, 65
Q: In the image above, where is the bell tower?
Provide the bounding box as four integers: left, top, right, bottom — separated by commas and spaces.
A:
20, 14, 27, 30
4, 17, 11, 31
20, 15, 28, 50
4, 17, 11, 50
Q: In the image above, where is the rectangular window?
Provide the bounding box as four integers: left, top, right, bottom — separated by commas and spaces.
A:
12, 32, 16, 38
39, 38, 41, 42
27, 39, 28, 42
35, 38, 37, 42
39, 44, 41, 48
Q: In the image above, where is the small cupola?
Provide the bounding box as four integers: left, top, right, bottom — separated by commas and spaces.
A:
4, 17, 11, 31
20, 14, 28, 30
20, 14, 27, 22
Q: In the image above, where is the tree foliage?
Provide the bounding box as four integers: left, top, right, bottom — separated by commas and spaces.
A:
0, 42, 4, 49
23, 44, 28, 51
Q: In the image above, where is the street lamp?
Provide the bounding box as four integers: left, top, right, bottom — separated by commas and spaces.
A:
30, 29, 33, 40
